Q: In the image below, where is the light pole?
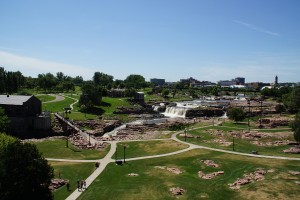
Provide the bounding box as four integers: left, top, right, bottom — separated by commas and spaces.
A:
232, 136, 235, 151
184, 128, 187, 142
247, 99, 251, 131
84, 93, 88, 117
259, 99, 263, 128
115, 146, 117, 161
123, 145, 127, 163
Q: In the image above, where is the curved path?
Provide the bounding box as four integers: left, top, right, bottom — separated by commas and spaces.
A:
60, 94, 79, 110
42, 94, 65, 103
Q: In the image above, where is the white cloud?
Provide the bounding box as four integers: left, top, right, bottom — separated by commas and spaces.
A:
0, 51, 94, 79
233, 20, 280, 36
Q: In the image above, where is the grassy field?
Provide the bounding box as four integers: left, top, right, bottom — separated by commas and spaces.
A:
50, 162, 95, 200
78, 149, 300, 200
42, 97, 76, 112
36, 94, 56, 102
113, 140, 189, 159
32, 139, 110, 160
178, 125, 298, 158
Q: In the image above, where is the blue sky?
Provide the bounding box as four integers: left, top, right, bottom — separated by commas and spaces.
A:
1, 0, 300, 83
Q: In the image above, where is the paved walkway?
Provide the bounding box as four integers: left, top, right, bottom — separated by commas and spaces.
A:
48, 124, 300, 199
43, 94, 65, 103
65, 141, 116, 200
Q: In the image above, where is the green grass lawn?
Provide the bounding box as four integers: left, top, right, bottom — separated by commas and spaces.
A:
78, 149, 300, 200
42, 97, 76, 112
32, 139, 110, 160
178, 126, 298, 158
50, 162, 95, 200
113, 140, 189, 159
36, 94, 56, 102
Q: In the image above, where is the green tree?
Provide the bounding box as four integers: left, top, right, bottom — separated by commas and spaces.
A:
162, 89, 170, 98
275, 104, 285, 115
125, 88, 136, 99
283, 87, 300, 113
0, 108, 10, 133
290, 112, 300, 144
0, 133, 16, 153
93, 72, 114, 87
0, 140, 54, 200
227, 107, 245, 123
124, 74, 146, 89
79, 83, 103, 109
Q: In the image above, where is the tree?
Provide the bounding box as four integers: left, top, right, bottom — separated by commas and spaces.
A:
227, 107, 245, 123
275, 104, 285, 115
283, 87, 300, 113
79, 83, 103, 109
93, 72, 114, 87
290, 112, 300, 144
162, 89, 170, 98
125, 88, 136, 99
0, 140, 54, 200
0, 108, 10, 133
124, 74, 146, 89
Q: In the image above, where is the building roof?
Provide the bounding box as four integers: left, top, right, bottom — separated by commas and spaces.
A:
0, 95, 33, 105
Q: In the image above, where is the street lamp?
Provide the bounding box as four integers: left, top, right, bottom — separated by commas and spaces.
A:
247, 99, 251, 131
184, 128, 187, 142
259, 99, 263, 128
84, 93, 88, 117
123, 145, 127, 163
232, 136, 235, 151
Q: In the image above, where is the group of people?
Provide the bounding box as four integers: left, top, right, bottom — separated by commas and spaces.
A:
77, 180, 87, 192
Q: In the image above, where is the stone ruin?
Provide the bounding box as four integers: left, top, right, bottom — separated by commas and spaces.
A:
49, 178, 68, 191
170, 187, 186, 196
201, 160, 219, 168
251, 140, 292, 147
289, 170, 300, 175
228, 168, 273, 189
258, 117, 290, 128
283, 147, 300, 154
75, 120, 121, 136
198, 171, 224, 179
69, 132, 109, 150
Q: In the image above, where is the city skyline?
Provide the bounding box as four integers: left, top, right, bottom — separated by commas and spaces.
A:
1, 0, 300, 83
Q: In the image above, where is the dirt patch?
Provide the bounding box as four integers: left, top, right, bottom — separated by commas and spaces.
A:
170, 187, 185, 196
201, 160, 219, 168
49, 178, 68, 191
198, 171, 224, 179
128, 173, 139, 177
154, 166, 183, 175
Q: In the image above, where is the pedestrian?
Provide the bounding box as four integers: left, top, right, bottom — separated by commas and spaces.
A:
77, 180, 80, 191
80, 180, 84, 191
83, 180, 86, 189
66, 181, 70, 191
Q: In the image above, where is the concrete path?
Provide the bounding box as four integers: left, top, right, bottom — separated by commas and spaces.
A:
65, 141, 116, 200
61, 94, 79, 111
43, 94, 65, 103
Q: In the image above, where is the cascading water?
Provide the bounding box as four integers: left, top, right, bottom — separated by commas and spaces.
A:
163, 106, 190, 118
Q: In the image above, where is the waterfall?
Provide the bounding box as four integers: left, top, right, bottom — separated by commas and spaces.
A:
163, 106, 189, 118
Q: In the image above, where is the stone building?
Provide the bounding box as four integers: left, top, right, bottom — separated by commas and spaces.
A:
0, 95, 51, 137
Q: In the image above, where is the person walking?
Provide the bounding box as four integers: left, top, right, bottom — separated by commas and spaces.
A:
83, 180, 87, 189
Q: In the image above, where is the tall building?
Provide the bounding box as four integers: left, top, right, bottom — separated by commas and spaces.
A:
275, 75, 278, 85
235, 77, 245, 85
150, 78, 165, 86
